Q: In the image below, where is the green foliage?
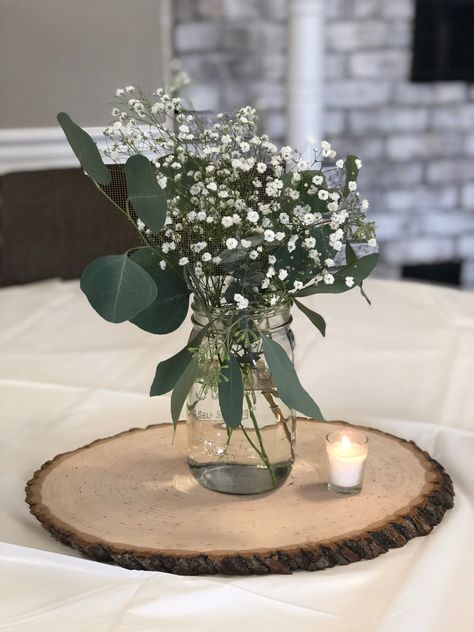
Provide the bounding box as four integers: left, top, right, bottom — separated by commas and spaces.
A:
218, 354, 244, 429
171, 356, 199, 427
295, 253, 379, 297
129, 248, 190, 334
125, 154, 167, 233
293, 299, 326, 337
57, 113, 111, 185
260, 335, 324, 419
149, 326, 209, 396
80, 254, 157, 323
345, 243, 372, 305
345, 242, 358, 266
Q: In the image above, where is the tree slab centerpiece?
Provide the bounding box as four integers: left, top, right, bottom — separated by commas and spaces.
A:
26, 420, 454, 576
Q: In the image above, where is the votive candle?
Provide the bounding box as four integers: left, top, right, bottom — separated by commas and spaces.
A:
325, 429, 368, 494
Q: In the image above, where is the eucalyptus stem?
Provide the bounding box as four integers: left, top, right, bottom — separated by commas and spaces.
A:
244, 393, 277, 486
262, 390, 295, 462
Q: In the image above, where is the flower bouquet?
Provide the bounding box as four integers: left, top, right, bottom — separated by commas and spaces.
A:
58, 86, 378, 494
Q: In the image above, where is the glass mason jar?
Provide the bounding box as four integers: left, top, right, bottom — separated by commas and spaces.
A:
186, 302, 296, 495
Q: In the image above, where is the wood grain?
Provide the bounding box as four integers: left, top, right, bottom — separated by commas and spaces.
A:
26, 420, 454, 575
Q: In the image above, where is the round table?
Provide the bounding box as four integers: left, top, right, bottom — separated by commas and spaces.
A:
1, 278, 473, 631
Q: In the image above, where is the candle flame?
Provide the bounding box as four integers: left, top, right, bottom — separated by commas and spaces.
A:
341, 434, 351, 447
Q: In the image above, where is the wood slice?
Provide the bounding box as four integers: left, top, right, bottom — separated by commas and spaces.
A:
26, 420, 454, 575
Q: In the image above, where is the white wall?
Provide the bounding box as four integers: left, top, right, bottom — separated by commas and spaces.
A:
0, 0, 170, 129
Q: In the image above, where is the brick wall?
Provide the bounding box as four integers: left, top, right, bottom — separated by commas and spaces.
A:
174, 0, 474, 287
174, 0, 287, 142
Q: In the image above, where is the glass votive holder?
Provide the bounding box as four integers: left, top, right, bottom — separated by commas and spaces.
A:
325, 429, 369, 495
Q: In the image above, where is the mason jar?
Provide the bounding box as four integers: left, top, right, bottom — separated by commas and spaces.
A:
186, 302, 296, 495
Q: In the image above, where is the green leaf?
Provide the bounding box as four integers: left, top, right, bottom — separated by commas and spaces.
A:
171, 356, 199, 427
293, 299, 326, 337
260, 335, 324, 419
80, 254, 157, 323
295, 253, 379, 297
218, 355, 244, 429
343, 155, 360, 196
219, 247, 248, 270
150, 326, 209, 396
57, 112, 111, 185
345, 244, 372, 305
125, 154, 167, 234
129, 248, 190, 334
345, 242, 357, 266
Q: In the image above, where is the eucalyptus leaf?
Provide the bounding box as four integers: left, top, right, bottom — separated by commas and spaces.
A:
260, 335, 324, 419
345, 243, 372, 305
293, 299, 326, 337
125, 154, 167, 233
345, 242, 357, 266
219, 247, 248, 269
130, 249, 190, 334
171, 356, 199, 427
80, 254, 157, 323
57, 112, 111, 185
218, 355, 244, 429
295, 253, 379, 297
150, 326, 208, 396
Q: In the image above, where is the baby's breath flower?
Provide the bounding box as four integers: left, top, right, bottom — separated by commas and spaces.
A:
345, 276, 355, 287
98, 87, 375, 315
221, 216, 234, 228
234, 294, 249, 310
226, 237, 239, 250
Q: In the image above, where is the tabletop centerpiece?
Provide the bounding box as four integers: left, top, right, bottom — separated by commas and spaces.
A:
57, 85, 378, 495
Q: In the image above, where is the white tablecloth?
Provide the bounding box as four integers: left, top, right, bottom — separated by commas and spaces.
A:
1, 278, 473, 631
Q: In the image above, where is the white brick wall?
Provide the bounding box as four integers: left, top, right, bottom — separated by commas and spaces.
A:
174, 0, 474, 288
174, 0, 287, 144
322, 0, 474, 286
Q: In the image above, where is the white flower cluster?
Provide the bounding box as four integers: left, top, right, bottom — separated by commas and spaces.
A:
102, 87, 376, 310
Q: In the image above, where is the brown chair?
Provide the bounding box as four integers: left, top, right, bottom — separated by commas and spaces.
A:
0, 168, 138, 286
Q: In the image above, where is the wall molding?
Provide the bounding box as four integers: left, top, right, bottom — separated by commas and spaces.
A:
0, 127, 109, 175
